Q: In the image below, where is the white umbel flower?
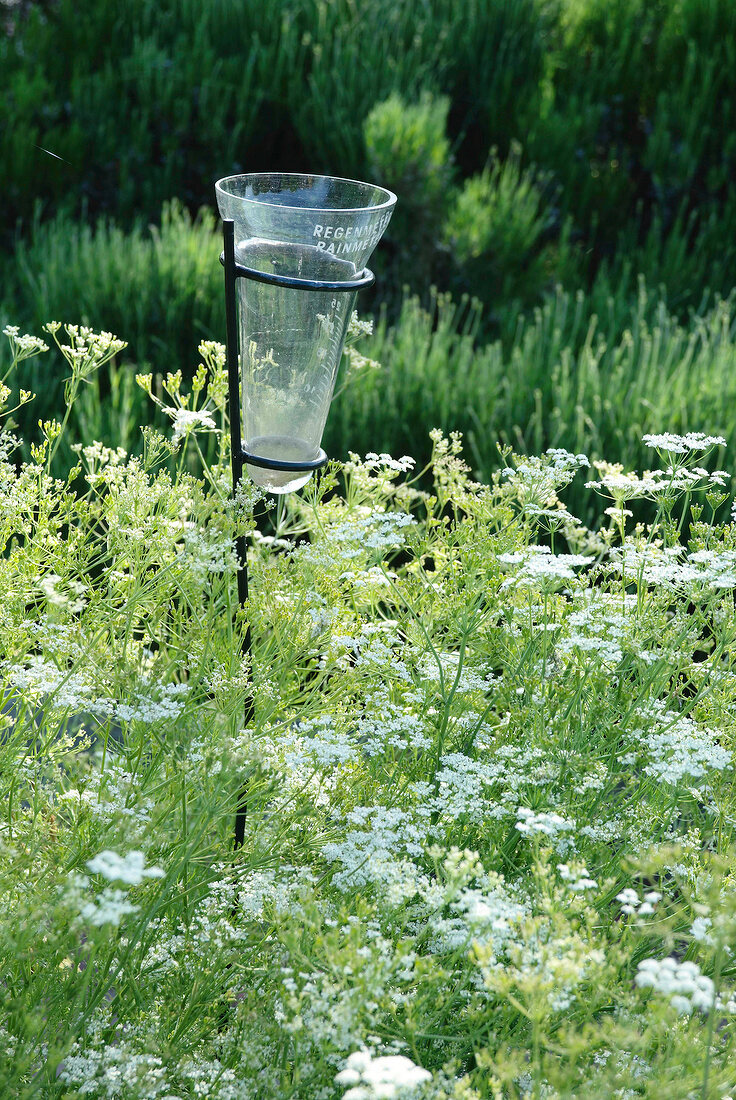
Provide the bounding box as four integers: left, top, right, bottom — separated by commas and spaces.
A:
636, 957, 715, 1014
336, 1051, 431, 1099
642, 432, 726, 454
169, 406, 218, 446
86, 849, 165, 885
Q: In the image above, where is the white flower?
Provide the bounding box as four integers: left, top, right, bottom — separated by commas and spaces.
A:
86, 850, 165, 885
558, 633, 623, 665
78, 889, 141, 927
3, 325, 49, 359
585, 468, 662, 499
557, 863, 597, 891
636, 957, 715, 1014
336, 1051, 431, 1099
4, 656, 112, 717
498, 545, 591, 589
501, 451, 589, 517
617, 886, 663, 918
116, 683, 188, 724
638, 891, 662, 916
168, 407, 218, 446
419, 652, 498, 694
179, 528, 237, 581
617, 887, 640, 915
690, 916, 714, 944
630, 701, 731, 785
515, 807, 576, 854
300, 510, 416, 565
347, 311, 374, 340
322, 805, 431, 896
642, 432, 726, 454
38, 573, 88, 612
363, 452, 415, 472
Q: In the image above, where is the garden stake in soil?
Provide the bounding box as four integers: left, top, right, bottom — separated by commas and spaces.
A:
217, 173, 395, 849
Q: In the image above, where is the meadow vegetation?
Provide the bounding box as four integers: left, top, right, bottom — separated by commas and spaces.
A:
2, 0, 736, 1096
2, 329, 736, 1098
1, 0, 736, 486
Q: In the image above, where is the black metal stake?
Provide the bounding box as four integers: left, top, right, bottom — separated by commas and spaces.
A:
222, 219, 252, 849
220, 219, 374, 850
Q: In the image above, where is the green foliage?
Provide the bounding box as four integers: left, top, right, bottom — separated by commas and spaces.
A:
365, 92, 454, 294
596, 193, 736, 315
3, 327, 736, 1096
365, 93, 452, 193
443, 146, 576, 308
527, 0, 736, 257
3, 0, 735, 322
285, 0, 454, 181
436, 0, 554, 171
0, 0, 292, 231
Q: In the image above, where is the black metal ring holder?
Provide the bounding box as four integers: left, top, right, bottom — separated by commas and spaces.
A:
220, 218, 374, 847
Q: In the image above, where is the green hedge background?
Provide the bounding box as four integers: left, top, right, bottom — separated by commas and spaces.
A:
2, 0, 735, 513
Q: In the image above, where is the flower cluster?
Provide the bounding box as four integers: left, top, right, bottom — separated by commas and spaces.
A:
2, 324, 49, 361
516, 807, 576, 852
616, 887, 662, 917
642, 432, 726, 454
86, 849, 165, 885
636, 957, 715, 1015
336, 1051, 432, 1099
169, 405, 219, 446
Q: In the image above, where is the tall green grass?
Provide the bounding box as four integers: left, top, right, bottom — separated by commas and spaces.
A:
4, 198, 735, 530
326, 282, 736, 521
4, 202, 223, 387
3, 189, 735, 533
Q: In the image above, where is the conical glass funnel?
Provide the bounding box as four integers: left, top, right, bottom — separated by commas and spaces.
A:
215, 172, 396, 493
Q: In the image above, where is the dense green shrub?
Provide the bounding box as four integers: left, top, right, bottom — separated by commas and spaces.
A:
365, 92, 454, 296
526, 0, 736, 259
443, 147, 577, 311
4, 0, 734, 317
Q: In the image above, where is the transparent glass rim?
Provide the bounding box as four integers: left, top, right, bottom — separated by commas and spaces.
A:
215, 171, 397, 215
